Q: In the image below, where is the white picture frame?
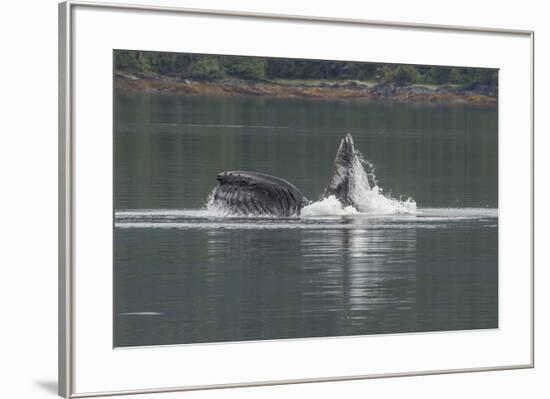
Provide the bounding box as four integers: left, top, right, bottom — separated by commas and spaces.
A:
59, 1, 534, 397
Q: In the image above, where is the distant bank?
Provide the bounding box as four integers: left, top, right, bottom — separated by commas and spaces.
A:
115, 72, 497, 105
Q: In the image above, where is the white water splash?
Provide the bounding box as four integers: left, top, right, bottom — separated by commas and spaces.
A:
302, 152, 416, 217
348, 153, 417, 214
301, 196, 358, 217
204, 192, 236, 217
203, 149, 416, 218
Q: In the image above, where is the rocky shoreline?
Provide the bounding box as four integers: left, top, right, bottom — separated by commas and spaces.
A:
115, 72, 497, 105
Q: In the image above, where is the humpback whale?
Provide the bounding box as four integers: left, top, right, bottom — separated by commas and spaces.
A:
212, 171, 307, 217
210, 133, 359, 216
322, 133, 357, 207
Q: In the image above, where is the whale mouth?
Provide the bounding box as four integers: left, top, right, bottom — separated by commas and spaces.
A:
322, 133, 358, 207
210, 171, 307, 217
338, 133, 356, 165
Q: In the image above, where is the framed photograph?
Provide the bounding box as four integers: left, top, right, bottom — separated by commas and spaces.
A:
59, 1, 534, 397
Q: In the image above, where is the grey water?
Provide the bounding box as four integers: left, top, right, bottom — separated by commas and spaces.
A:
114, 94, 498, 347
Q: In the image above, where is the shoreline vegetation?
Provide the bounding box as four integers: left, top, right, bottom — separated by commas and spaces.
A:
115, 51, 497, 105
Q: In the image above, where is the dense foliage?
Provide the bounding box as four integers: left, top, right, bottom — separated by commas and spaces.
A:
115, 50, 497, 89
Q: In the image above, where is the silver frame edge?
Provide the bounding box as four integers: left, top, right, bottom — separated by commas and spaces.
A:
71, 365, 533, 398
59, 1, 535, 397
66, 0, 533, 35
530, 30, 535, 369
59, 1, 73, 397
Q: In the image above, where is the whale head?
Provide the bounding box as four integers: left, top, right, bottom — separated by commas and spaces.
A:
334, 133, 356, 167
212, 171, 307, 216
323, 133, 357, 207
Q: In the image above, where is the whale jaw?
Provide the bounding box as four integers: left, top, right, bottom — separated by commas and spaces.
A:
323, 134, 357, 207
211, 171, 307, 216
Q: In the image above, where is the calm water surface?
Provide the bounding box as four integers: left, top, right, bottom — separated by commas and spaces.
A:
114, 93, 498, 347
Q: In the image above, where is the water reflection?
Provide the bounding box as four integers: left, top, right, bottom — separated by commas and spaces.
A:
114, 211, 496, 347
299, 219, 419, 334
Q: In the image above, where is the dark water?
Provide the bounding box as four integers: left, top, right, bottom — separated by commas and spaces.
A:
114, 93, 498, 347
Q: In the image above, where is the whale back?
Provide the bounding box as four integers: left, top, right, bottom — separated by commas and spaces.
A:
323, 133, 357, 207
211, 171, 307, 216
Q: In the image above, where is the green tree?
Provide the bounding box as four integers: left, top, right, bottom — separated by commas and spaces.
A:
151, 53, 177, 74
188, 57, 225, 80
115, 51, 151, 72
226, 57, 267, 80
381, 65, 396, 83
113, 50, 498, 92
449, 68, 465, 84
393, 65, 420, 85
425, 66, 450, 84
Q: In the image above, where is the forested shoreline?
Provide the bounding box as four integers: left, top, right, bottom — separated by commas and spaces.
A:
114, 51, 498, 104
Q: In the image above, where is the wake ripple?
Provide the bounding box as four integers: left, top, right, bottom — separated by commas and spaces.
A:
115, 208, 497, 230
